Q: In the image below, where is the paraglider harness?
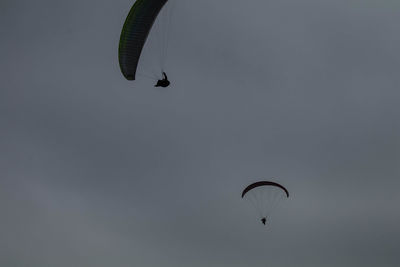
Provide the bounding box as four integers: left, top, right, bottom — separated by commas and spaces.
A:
155, 72, 170, 88
261, 217, 267, 225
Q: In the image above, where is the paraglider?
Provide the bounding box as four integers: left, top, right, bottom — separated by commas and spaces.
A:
154, 72, 170, 87
261, 217, 267, 225
119, 0, 174, 84
241, 181, 289, 226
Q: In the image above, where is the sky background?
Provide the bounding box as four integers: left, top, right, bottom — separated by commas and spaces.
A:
1, 0, 400, 266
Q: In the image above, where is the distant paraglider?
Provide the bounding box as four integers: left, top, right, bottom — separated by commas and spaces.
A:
242, 181, 289, 225
154, 72, 170, 87
119, 0, 174, 86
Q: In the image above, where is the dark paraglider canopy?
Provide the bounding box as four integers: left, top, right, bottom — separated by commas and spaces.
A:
119, 0, 169, 80
241, 181, 289, 199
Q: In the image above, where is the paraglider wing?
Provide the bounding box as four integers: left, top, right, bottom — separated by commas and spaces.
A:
119, 0, 168, 80
241, 181, 289, 198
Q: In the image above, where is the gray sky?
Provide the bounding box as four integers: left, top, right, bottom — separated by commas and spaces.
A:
1, 0, 400, 266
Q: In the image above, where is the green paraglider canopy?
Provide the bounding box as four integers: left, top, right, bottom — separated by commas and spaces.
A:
119, 0, 168, 80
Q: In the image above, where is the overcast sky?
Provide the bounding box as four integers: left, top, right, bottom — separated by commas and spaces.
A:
1, 0, 400, 266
